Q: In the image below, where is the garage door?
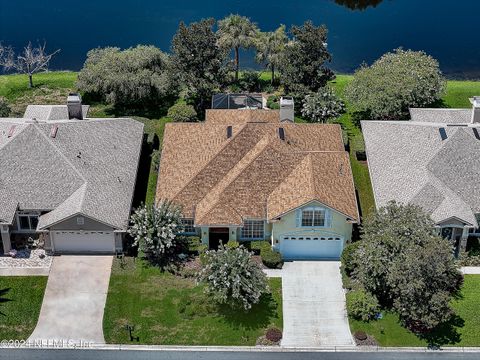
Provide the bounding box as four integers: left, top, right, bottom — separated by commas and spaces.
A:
52, 231, 115, 253
281, 235, 343, 260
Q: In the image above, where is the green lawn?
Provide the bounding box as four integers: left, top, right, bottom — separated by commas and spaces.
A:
103, 257, 282, 345
349, 275, 480, 347
0, 276, 48, 340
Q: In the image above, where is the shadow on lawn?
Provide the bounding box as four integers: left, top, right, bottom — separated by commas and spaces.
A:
218, 292, 279, 331
0, 288, 12, 316
418, 315, 465, 347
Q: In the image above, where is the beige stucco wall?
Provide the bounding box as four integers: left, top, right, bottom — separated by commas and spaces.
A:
272, 201, 353, 247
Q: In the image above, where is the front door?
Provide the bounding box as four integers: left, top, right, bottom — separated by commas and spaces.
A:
208, 228, 229, 249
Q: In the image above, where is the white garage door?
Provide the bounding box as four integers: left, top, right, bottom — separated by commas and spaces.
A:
281, 235, 343, 260
52, 231, 115, 253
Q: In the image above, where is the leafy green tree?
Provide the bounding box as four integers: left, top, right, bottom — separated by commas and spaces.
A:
171, 19, 229, 114
77, 45, 176, 108
301, 87, 345, 123
198, 244, 269, 310
0, 97, 10, 117
167, 103, 197, 122
345, 48, 446, 120
217, 14, 259, 81
353, 201, 462, 330
128, 201, 184, 266
334, 0, 383, 10
279, 21, 335, 94
255, 25, 288, 85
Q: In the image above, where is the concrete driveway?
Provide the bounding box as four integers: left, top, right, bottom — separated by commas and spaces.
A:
28, 255, 113, 344
281, 261, 354, 347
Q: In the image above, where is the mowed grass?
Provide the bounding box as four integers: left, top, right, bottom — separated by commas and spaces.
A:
103, 257, 282, 345
0, 276, 48, 340
349, 275, 480, 347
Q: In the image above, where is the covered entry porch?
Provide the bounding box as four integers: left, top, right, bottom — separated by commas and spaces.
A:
199, 226, 241, 249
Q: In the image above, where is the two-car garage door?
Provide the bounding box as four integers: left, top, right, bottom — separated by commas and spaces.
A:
281, 235, 344, 260
52, 231, 115, 253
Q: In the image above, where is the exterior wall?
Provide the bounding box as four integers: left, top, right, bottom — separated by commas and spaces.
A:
115, 232, 123, 252
50, 215, 114, 231
272, 201, 353, 252
200, 227, 209, 245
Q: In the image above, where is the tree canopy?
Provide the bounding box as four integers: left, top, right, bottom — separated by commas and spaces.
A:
345, 48, 446, 119
171, 18, 229, 114
217, 14, 258, 81
77, 45, 176, 108
279, 21, 335, 94
255, 25, 288, 85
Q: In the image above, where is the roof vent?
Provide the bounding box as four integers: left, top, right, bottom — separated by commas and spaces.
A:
471, 96, 480, 124
280, 96, 294, 123
50, 125, 58, 138
227, 126, 233, 139
67, 93, 83, 120
439, 127, 448, 141
278, 127, 285, 141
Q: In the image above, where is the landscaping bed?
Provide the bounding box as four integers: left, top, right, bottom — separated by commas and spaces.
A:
0, 276, 48, 340
348, 275, 480, 347
103, 256, 283, 345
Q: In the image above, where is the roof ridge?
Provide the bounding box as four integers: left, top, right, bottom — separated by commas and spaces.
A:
195, 135, 274, 224
169, 122, 252, 201
33, 123, 87, 183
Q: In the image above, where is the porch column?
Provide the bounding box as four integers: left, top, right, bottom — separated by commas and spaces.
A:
1, 225, 11, 254
200, 227, 209, 245
459, 227, 470, 253
229, 227, 237, 242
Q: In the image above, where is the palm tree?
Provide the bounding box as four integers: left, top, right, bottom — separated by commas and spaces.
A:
217, 14, 258, 82
255, 25, 288, 86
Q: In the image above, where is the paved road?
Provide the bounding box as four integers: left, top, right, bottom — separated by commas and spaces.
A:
28, 255, 113, 344
1, 348, 479, 360
281, 261, 353, 347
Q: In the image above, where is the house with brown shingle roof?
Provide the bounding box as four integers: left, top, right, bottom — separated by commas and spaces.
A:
156, 108, 359, 259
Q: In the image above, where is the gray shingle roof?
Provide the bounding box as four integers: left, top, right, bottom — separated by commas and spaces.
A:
24, 105, 90, 120
362, 119, 480, 227
0, 117, 144, 230
409, 108, 472, 124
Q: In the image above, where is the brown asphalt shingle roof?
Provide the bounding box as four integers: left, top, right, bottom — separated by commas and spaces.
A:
205, 109, 281, 124
157, 117, 359, 226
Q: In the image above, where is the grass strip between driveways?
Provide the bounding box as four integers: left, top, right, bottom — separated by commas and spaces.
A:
103, 256, 283, 345
0, 276, 48, 340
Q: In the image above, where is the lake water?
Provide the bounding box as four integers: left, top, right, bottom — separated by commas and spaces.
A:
1, 0, 479, 78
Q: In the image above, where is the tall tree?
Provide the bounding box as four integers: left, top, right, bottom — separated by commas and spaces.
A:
217, 14, 258, 81
255, 25, 288, 85
279, 21, 334, 94
0, 42, 60, 88
171, 18, 229, 114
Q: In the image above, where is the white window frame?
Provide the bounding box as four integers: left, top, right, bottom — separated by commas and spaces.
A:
180, 218, 196, 234
301, 207, 327, 228
241, 220, 265, 240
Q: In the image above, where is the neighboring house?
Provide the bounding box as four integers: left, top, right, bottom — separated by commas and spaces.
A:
0, 99, 144, 254
362, 97, 480, 253
156, 107, 359, 260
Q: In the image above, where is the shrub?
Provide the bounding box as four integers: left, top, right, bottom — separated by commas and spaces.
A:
341, 241, 361, 277
301, 87, 345, 123
167, 103, 197, 122
346, 289, 380, 322
250, 240, 271, 254
239, 70, 261, 92
261, 247, 283, 269
77, 45, 177, 108
151, 149, 161, 172
266, 95, 280, 109
345, 48, 445, 120
0, 97, 10, 117
128, 201, 183, 266
226, 240, 239, 249
198, 244, 269, 310
265, 327, 282, 342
